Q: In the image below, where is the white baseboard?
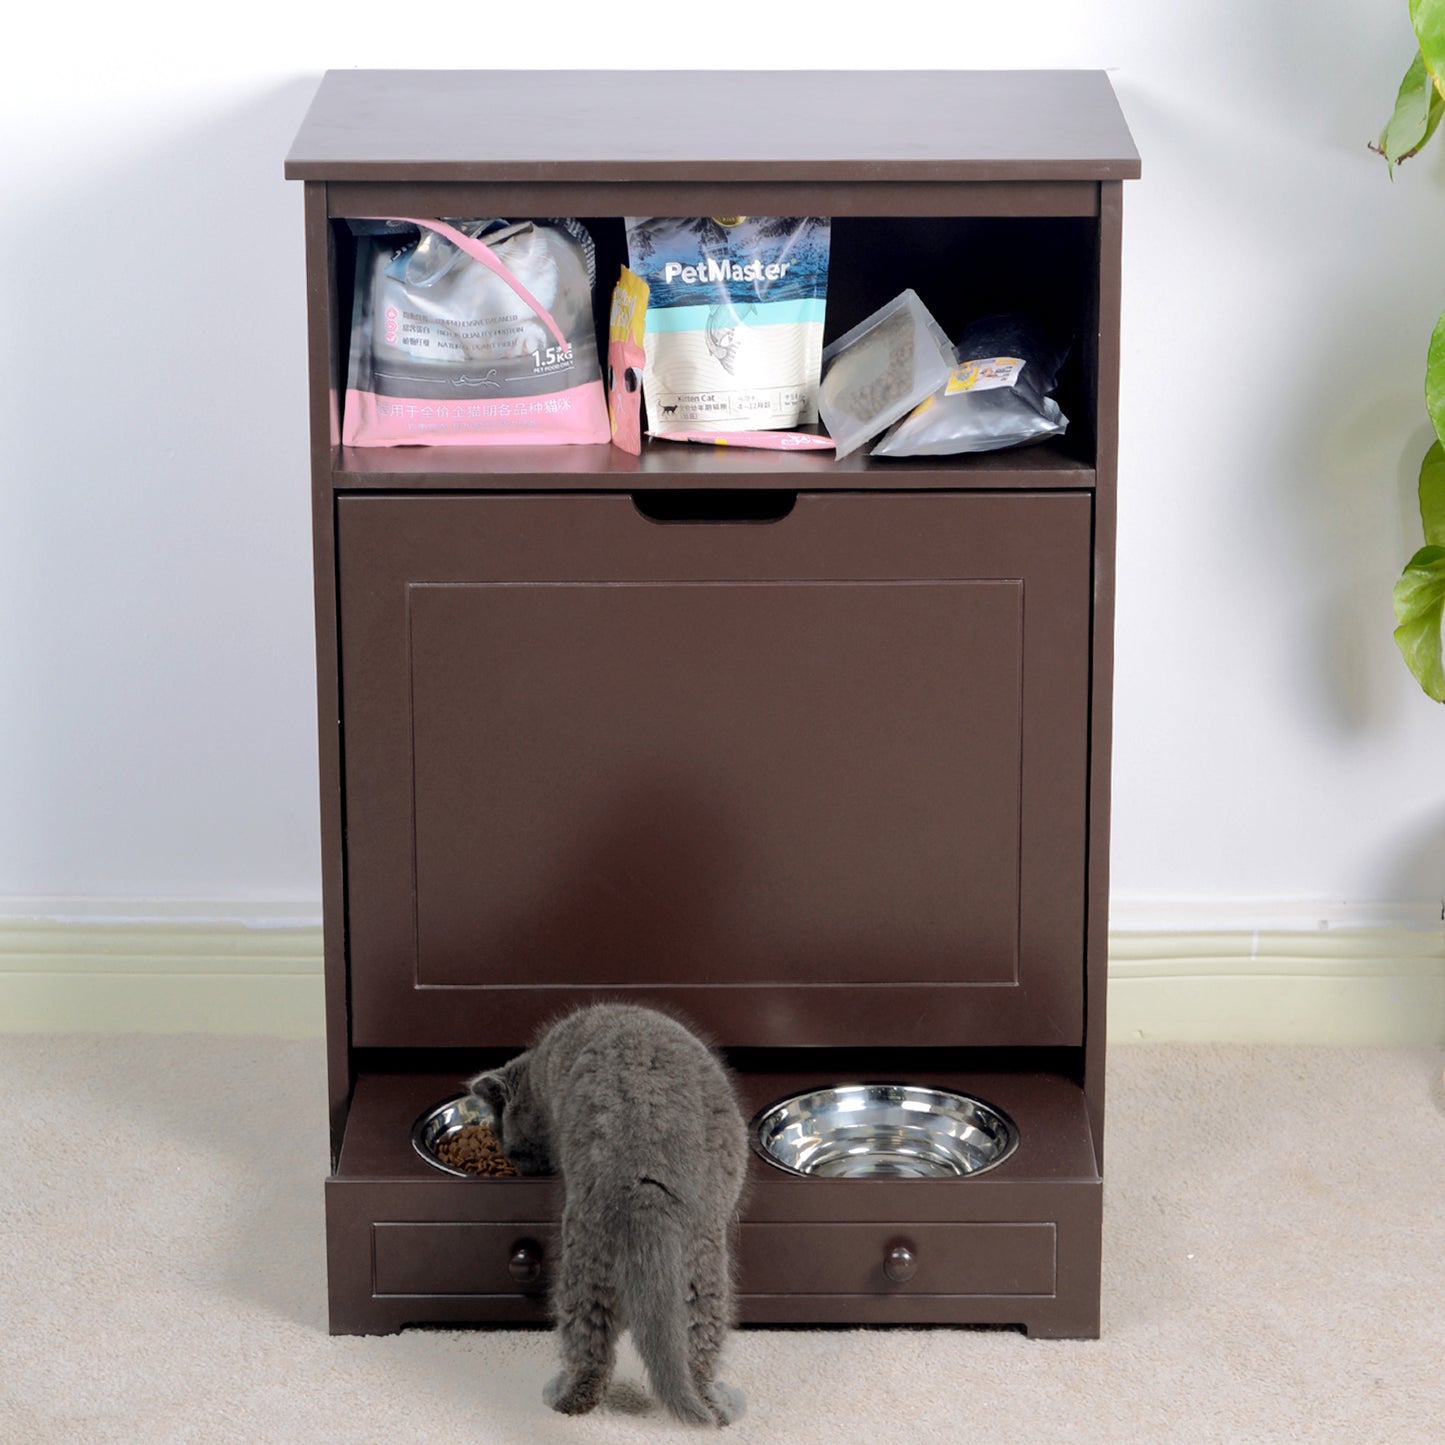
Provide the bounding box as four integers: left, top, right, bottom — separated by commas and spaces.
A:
1, 899, 1442, 1044
1107, 901, 1445, 1045
0, 903, 324, 1039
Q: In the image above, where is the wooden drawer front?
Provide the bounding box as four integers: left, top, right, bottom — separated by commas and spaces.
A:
339, 490, 1091, 1048
372, 1222, 556, 1297
373, 1220, 1054, 1299
740, 1222, 1056, 1296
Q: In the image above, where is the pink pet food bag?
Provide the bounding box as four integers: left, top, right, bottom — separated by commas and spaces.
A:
343, 216, 610, 447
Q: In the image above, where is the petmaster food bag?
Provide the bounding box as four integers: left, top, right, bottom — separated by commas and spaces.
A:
343, 217, 610, 447
624, 216, 830, 434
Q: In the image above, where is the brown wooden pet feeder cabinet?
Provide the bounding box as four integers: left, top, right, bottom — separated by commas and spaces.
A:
285, 68, 1138, 1340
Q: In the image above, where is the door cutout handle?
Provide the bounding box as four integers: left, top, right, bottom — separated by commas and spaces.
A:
632, 489, 796, 525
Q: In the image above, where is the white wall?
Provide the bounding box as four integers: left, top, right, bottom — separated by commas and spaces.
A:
4, 2, 1444, 917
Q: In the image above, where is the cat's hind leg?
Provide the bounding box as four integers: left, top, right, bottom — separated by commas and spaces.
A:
544, 1214, 620, 1417
705, 1381, 747, 1426
685, 1233, 746, 1426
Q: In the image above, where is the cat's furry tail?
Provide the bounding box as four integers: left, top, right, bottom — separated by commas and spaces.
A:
619, 1196, 715, 1427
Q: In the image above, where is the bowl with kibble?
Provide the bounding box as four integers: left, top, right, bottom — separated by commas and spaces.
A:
412, 1093, 519, 1178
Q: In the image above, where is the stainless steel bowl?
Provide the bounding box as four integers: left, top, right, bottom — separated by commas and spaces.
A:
751, 1083, 1019, 1179
412, 1092, 497, 1177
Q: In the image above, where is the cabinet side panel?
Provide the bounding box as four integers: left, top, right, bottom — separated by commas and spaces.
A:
305, 181, 350, 1162
1085, 182, 1122, 1163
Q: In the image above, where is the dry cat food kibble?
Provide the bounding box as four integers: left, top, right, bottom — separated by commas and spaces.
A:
435, 1122, 518, 1177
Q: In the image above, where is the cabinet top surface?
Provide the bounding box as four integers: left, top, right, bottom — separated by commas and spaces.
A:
285, 69, 1140, 183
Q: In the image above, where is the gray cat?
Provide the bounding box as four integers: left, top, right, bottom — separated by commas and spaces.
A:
468, 1003, 748, 1427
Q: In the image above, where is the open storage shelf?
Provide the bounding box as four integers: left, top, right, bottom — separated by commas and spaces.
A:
287, 68, 1137, 1343
321, 204, 1105, 486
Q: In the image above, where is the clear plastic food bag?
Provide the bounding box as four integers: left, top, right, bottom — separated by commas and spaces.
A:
816, 290, 956, 460
872, 314, 1069, 458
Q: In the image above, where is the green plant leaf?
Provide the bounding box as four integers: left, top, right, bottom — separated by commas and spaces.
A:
1411, 0, 1445, 90
1394, 544, 1445, 700
1420, 441, 1445, 544
1424, 69, 1445, 150
1379, 50, 1444, 170
1429, 307, 1445, 448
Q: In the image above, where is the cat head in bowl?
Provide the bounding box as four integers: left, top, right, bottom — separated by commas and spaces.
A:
467, 1053, 553, 1176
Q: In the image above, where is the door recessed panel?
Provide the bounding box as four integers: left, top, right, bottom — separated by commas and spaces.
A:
408, 579, 1022, 988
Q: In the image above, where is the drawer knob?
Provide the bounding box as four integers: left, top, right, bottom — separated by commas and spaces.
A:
884, 1243, 917, 1283
509, 1240, 543, 1285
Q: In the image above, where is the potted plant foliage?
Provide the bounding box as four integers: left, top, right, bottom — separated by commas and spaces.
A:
1379, 1, 1445, 698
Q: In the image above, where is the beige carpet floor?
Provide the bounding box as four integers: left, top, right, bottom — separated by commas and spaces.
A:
1, 1036, 1441, 1443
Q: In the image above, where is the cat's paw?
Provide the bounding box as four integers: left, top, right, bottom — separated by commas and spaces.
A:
706, 1380, 747, 1426
544, 1371, 604, 1416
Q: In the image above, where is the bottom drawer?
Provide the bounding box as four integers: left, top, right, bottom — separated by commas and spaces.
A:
740, 1223, 1056, 1297
371, 1220, 1056, 1300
